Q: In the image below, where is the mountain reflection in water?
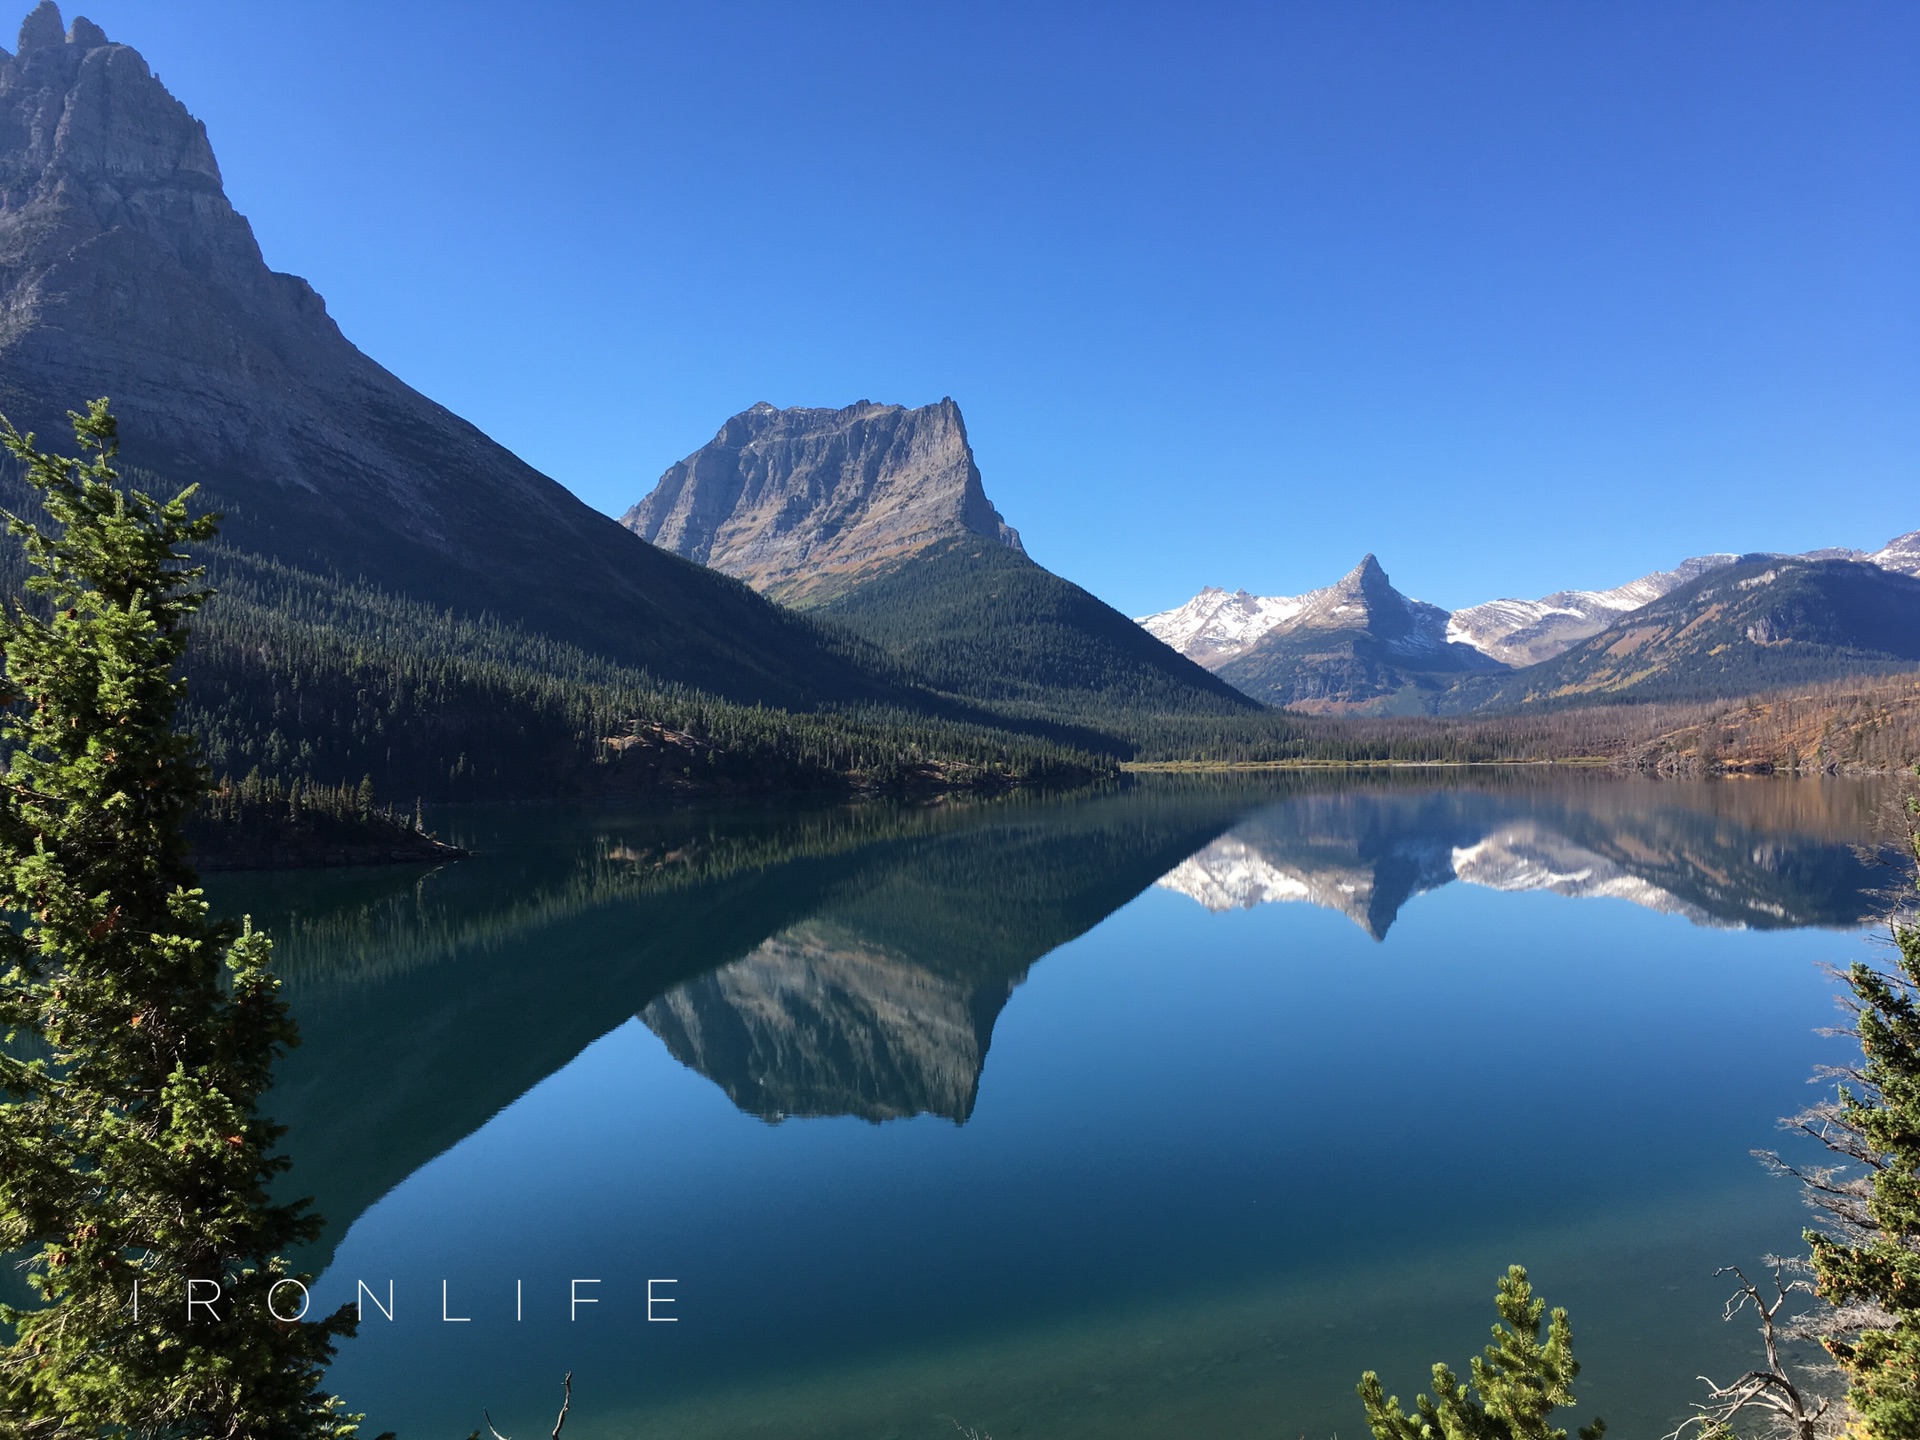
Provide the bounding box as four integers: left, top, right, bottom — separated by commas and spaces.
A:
209, 771, 1895, 1273
1155, 779, 1891, 936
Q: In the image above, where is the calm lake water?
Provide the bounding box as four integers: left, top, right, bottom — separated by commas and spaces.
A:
209, 771, 1905, 1439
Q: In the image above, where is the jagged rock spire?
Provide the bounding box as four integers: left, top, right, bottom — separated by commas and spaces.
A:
16, 1, 61, 52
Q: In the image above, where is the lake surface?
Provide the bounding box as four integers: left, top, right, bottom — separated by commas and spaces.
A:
209, 770, 1906, 1439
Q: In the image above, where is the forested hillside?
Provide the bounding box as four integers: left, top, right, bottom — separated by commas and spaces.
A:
814, 538, 1257, 721
180, 546, 1114, 800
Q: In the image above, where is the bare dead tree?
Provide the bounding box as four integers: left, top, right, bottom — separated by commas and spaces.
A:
480, 1372, 572, 1440
1667, 1266, 1832, 1440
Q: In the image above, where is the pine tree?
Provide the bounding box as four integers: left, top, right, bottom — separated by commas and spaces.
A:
1358, 1266, 1605, 1440
0, 402, 360, 1436
1803, 783, 1920, 1439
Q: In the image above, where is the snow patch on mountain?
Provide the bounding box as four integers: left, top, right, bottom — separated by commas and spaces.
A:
1134, 587, 1308, 669
1869, 531, 1920, 578
1445, 555, 1740, 667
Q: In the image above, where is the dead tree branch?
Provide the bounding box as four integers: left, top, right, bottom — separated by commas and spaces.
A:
481, 1372, 573, 1440
1668, 1266, 1831, 1440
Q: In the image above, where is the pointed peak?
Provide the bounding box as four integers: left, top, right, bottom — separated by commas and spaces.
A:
67, 12, 105, 47
1340, 553, 1389, 586
17, 1, 62, 51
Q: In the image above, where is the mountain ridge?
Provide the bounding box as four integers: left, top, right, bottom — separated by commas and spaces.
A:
1146, 529, 1920, 676
1440, 554, 1920, 711
626, 397, 1255, 727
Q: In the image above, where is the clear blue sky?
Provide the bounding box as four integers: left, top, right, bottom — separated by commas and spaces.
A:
65, 1, 1920, 616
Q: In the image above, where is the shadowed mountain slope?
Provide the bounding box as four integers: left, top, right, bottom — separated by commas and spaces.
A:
0, 5, 900, 709
811, 536, 1259, 722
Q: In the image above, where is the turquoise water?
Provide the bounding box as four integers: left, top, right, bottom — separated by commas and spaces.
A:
210, 773, 1898, 1438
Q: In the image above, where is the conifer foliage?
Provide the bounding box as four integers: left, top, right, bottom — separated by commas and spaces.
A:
0, 404, 358, 1436
1803, 784, 1920, 1439
1358, 1266, 1605, 1440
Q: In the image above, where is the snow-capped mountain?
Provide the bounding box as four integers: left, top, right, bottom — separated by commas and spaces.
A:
1869, 531, 1920, 578
1134, 587, 1310, 668
1445, 554, 1738, 667
1136, 557, 1462, 676
1152, 556, 1503, 712
1142, 529, 1920, 677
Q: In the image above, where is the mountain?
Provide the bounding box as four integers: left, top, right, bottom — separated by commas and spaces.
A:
0, 5, 901, 709
1445, 554, 1738, 666
1870, 530, 1920, 578
1135, 586, 1315, 669
810, 536, 1257, 722
1443, 555, 1920, 710
628, 399, 1254, 726
622, 399, 1022, 606
1146, 528, 1920, 684
1211, 556, 1504, 713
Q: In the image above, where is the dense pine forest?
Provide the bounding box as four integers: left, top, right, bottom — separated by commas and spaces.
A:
181, 545, 1117, 800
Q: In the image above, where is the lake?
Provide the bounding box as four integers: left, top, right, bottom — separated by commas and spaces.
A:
209, 770, 1905, 1439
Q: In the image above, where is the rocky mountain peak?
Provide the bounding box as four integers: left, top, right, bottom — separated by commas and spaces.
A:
1870, 530, 1920, 578
15, 1, 60, 52
622, 397, 1024, 605
1291, 553, 1436, 643
0, 3, 312, 356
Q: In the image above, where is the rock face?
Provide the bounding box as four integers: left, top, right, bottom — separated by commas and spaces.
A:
0, 5, 884, 705
622, 399, 1023, 605
1212, 555, 1505, 712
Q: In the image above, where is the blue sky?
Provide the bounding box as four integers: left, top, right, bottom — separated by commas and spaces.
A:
66, 1, 1920, 616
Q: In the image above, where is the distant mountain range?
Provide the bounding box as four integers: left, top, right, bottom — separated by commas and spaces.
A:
1142, 534, 1920, 713
1445, 553, 1740, 666
1441, 553, 1920, 711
